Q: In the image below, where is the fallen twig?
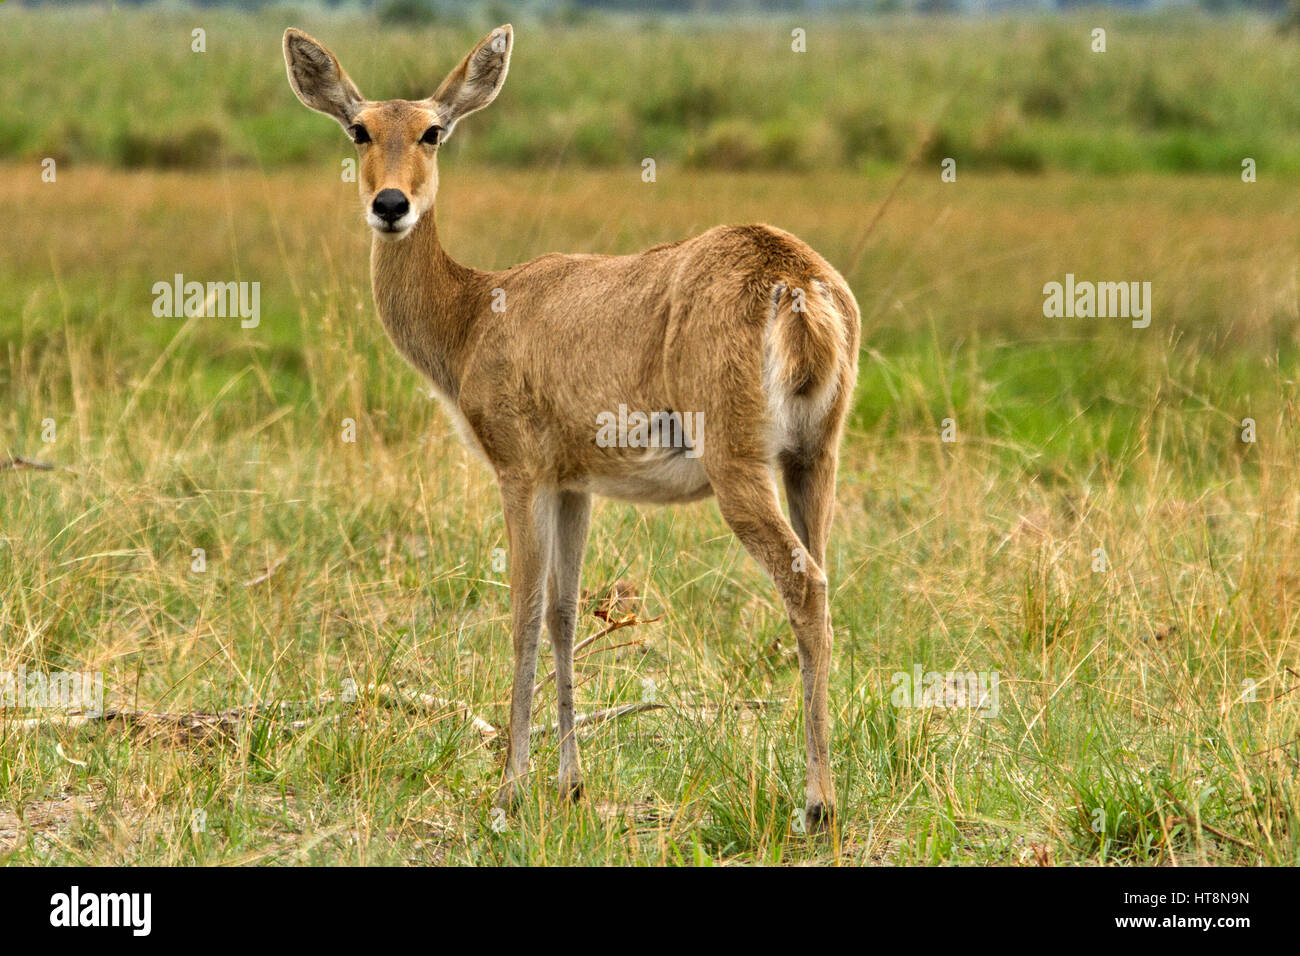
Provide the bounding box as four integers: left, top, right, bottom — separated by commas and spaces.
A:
1161, 784, 1259, 856
533, 613, 661, 697
532, 701, 664, 738
359, 683, 499, 737
1246, 736, 1300, 759
2, 707, 251, 739
1, 681, 501, 740
242, 556, 288, 587
1167, 816, 1258, 854
1, 455, 54, 472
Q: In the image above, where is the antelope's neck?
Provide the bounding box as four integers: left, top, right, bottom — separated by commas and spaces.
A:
370, 212, 479, 399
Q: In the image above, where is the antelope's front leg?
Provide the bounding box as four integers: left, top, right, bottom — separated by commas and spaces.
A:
546, 490, 592, 800
495, 483, 553, 811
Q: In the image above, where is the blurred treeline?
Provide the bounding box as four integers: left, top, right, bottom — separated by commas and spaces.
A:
3, 4, 1299, 173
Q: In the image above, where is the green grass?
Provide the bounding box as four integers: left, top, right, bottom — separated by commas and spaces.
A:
3, 159, 1297, 864
5, 7, 1300, 174
2, 8, 1300, 865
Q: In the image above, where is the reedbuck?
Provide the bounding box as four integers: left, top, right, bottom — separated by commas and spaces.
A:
284, 24, 860, 829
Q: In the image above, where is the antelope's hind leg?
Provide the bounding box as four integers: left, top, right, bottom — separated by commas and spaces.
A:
545, 490, 592, 801
707, 457, 836, 831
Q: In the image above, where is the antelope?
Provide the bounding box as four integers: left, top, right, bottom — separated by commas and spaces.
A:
283, 23, 861, 830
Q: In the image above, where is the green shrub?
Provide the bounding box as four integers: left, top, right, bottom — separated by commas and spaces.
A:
377, 0, 441, 27
115, 123, 230, 169
690, 120, 764, 170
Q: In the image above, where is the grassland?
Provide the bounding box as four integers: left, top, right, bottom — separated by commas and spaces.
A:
5, 7, 1300, 174
2, 9, 1299, 865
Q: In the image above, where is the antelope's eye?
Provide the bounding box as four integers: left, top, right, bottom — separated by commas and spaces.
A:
348, 124, 371, 144
420, 125, 443, 146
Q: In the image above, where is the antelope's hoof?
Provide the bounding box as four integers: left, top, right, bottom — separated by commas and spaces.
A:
805, 801, 836, 833
494, 782, 522, 812
560, 778, 584, 803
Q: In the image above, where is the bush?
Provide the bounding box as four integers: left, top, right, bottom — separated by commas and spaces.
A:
636, 79, 734, 128
836, 105, 907, 163
690, 120, 764, 170
377, 0, 441, 27
115, 124, 229, 169
1130, 71, 1216, 131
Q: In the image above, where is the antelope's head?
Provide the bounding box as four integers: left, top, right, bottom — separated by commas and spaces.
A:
283, 24, 512, 241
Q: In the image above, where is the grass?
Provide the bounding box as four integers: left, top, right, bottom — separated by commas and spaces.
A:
3, 159, 1297, 865
2, 8, 1299, 865
5, 8, 1300, 174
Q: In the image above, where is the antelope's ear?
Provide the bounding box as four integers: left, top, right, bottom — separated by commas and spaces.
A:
283, 28, 365, 128
425, 24, 512, 140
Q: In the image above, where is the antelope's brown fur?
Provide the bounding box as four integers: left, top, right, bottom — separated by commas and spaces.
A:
284, 24, 861, 829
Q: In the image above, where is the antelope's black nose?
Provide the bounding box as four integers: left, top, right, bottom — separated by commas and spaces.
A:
372, 189, 410, 225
